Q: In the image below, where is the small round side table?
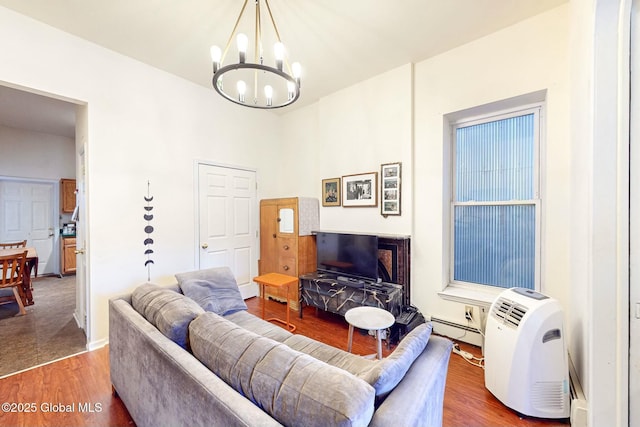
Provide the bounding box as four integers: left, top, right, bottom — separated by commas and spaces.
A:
345, 306, 395, 360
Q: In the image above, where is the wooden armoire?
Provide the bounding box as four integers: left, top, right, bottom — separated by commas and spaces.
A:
259, 197, 319, 310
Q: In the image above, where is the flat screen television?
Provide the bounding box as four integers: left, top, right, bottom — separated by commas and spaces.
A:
316, 231, 379, 282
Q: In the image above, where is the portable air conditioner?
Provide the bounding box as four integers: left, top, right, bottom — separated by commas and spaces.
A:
484, 287, 569, 419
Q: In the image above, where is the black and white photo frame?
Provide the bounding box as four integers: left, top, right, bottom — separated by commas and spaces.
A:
342, 172, 378, 207
381, 162, 401, 216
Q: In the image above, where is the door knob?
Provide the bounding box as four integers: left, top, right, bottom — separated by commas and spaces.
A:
201, 243, 209, 249
74, 249, 85, 254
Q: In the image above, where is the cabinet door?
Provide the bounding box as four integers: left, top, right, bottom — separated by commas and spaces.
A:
275, 199, 298, 238
61, 237, 77, 274
259, 202, 278, 275
60, 179, 76, 213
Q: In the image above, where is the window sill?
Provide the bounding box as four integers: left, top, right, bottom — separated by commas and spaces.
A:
437, 283, 502, 309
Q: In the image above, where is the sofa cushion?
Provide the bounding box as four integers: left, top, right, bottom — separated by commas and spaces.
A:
358, 323, 433, 396
190, 312, 375, 427
131, 282, 163, 310
283, 334, 374, 374
131, 283, 204, 349
284, 323, 432, 397
176, 266, 247, 316
224, 310, 293, 342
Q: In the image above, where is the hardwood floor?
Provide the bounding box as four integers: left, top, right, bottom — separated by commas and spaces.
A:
0, 346, 133, 427
0, 296, 570, 426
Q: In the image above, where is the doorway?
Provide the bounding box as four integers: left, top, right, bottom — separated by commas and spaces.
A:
0, 84, 88, 375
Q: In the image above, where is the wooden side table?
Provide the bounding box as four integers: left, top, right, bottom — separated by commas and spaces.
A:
253, 273, 298, 332
345, 306, 396, 360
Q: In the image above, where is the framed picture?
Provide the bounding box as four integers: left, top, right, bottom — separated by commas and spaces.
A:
342, 172, 378, 207
381, 162, 401, 216
321, 177, 341, 207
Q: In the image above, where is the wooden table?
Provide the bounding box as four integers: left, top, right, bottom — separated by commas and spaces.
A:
0, 247, 38, 306
253, 272, 298, 332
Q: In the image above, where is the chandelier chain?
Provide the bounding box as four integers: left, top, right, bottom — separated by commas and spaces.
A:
263, 0, 291, 75
220, 0, 249, 64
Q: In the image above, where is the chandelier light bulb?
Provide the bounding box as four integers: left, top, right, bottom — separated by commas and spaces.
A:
292, 62, 302, 88
292, 62, 302, 79
287, 81, 295, 100
264, 85, 273, 106
237, 80, 246, 103
237, 33, 248, 63
210, 45, 222, 72
274, 42, 285, 71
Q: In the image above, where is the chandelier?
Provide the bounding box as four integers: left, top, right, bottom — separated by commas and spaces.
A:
210, 0, 301, 109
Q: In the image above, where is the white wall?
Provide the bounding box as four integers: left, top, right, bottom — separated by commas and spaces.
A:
0, 6, 282, 345
280, 64, 414, 236
0, 125, 74, 180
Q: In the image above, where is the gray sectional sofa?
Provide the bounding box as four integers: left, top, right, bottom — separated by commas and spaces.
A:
109, 267, 453, 427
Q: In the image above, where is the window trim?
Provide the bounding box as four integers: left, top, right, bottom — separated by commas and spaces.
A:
447, 103, 543, 295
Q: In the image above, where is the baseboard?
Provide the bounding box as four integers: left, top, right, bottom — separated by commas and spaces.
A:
72, 310, 85, 330
429, 316, 484, 348
569, 353, 588, 427
239, 282, 259, 299
87, 338, 108, 351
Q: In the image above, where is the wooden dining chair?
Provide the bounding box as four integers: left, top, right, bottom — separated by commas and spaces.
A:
0, 240, 27, 249
0, 250, 28, 316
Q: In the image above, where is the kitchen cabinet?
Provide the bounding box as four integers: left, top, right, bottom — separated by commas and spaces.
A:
60, 178, 76, 213
61, 237, 76, 275
259, 197, 319, 311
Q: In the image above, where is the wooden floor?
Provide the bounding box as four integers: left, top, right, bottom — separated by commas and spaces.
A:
0, 296, 570, 427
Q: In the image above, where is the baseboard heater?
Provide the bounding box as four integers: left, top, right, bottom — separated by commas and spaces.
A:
568, 354, 587, 427
429, 316, 483, 348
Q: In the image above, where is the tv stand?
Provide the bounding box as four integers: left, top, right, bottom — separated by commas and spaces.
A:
336, 276, 367, 287
299, 272, 402, 319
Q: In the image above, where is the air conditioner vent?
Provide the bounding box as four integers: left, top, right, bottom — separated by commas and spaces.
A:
491, 297, 528, 328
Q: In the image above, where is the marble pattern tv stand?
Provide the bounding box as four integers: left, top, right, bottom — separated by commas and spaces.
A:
299, 272, 403, 319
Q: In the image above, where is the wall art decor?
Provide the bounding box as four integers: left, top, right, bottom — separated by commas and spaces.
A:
143, 180, 154, 281
321, 177, 341, 207
342, 172, 378, 207
381, 162, 402, 216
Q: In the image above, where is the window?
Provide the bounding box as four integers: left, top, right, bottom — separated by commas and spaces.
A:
451, 106, 541, 291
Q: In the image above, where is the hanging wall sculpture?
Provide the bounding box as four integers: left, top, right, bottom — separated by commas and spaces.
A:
143, 181, 154, 281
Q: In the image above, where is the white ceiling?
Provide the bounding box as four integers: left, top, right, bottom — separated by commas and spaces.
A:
0, 85, 77, 138
0, 0, 567, 138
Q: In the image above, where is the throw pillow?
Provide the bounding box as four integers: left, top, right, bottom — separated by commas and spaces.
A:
357, 323, 433, 396
176, 267, 247, 316
190, 312, 375, 427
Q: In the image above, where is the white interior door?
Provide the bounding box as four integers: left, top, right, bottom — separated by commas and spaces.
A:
198, 163, 258, 299
74, 122, 87, 334
0, 179, 56, 275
